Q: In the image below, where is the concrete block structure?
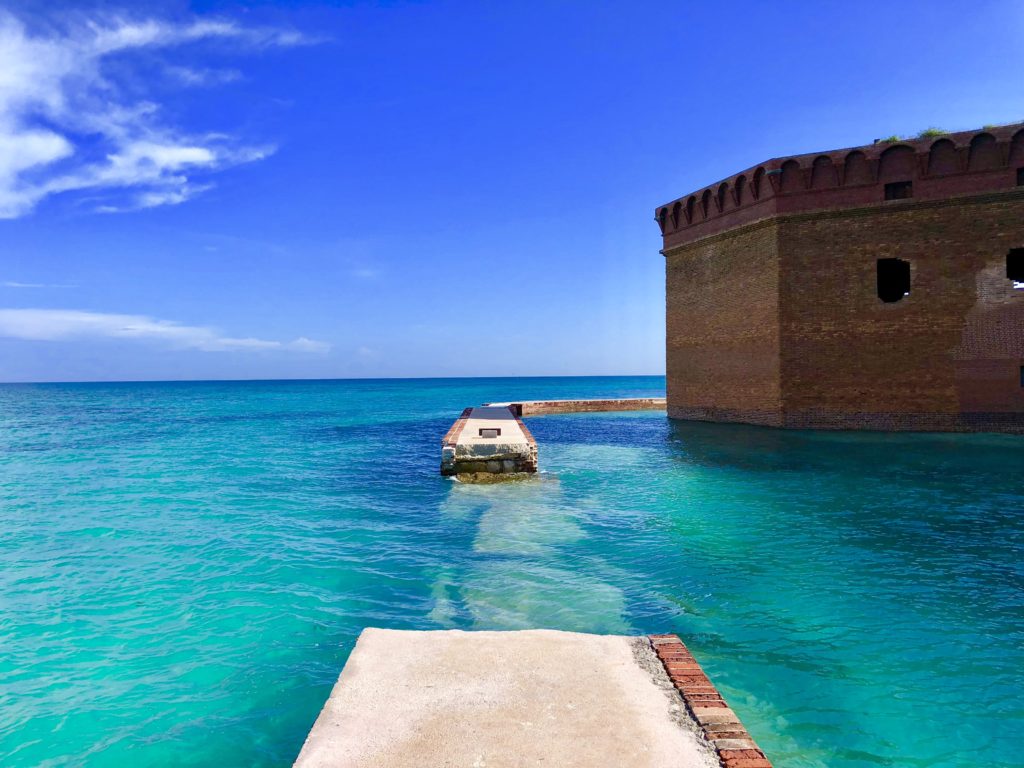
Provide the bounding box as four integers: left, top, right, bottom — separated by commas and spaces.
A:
294, 629, 772, 767
440, 406, 538, 477
655, 123, 1024, 432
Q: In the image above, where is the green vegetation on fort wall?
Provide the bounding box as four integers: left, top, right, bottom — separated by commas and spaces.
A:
876, 121, 1023, 143
878, 127, 948, 143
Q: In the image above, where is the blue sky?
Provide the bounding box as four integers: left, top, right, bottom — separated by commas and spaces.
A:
1, 0, 1022, 382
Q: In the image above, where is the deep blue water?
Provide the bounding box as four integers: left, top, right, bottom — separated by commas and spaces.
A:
1, 376, 1022, 767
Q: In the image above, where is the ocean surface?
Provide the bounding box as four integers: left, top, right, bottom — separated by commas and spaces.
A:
1, 376, 1022, 768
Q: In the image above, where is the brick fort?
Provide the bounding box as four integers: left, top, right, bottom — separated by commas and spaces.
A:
656, 123, 1024, 432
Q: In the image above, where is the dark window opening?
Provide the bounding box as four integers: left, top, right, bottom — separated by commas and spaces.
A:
884, 181, 913, 200
1020, 365, 1024, 388
877, 258, 911, 302
1008, 248, 1024, 287
1018, 167, 1024, 186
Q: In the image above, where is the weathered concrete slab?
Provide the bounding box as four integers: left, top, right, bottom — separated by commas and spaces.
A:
294, 629, 721, 768
440, 406, 537, 477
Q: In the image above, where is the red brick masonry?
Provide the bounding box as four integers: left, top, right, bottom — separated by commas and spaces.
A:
649, 634, 773, 768
440, 407, 473, 450
514, 411, 537, 448
657, 122, 1024, 432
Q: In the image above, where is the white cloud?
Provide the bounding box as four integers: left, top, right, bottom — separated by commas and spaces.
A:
97, 182, 215, 213
0, 309, 330, 353
0, 11, 304, 218
2, 281, 75, 288
290, 336, 332, 353
166, 66, 242, 87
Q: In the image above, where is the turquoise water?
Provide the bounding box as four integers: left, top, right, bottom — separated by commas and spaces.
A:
1, 377, 1022, 767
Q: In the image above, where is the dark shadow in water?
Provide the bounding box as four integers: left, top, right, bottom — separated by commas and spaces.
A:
663, 418, 1024, 600
665, 417, 1024, 476
524, 412, 670, 450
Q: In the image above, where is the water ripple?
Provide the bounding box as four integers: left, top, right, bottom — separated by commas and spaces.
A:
1, 378, 1022, 767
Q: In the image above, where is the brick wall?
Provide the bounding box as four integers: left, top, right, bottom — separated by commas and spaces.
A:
649, 634, 774, 767
658, 123, 1024, 249
665, 220, 783, 426
778, 192, 1024, 430
663, 189, 1024, 432
660, 123, 1024, 433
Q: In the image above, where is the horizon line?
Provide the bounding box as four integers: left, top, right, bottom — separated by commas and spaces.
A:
0, 372, 667, 386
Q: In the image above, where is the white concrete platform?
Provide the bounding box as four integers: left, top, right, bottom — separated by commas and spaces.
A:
458, 406, 531, 457
441, 406, 538, 477
294, 629, 720, 768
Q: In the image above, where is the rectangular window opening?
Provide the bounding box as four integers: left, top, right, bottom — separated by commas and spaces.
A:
1020, 365, 1024, 388
479, 427, 501, 438
877, 258, 911, 303
884, 181, 913, 201
1017, 167, 1024, 186
1008, 248, 1024, 287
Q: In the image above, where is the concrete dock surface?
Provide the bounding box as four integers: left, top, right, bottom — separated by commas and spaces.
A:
293, 629, 722, 768
456, 406, 532, 458
440, 406, 538, 477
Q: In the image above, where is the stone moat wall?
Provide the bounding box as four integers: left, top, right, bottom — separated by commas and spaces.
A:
507, 398, 667, 416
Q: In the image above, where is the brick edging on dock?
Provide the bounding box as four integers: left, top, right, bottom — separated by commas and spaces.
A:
510, 406, 538, 453
649, 634, 773, 768
441, 407, 473, 448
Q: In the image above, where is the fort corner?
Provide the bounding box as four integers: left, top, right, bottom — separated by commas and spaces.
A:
656, 123, 1024, 432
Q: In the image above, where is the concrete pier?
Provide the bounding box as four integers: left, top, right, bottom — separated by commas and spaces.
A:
440, 405, 538, 478
294, 629, 772, 768
494, 397, 667, 416
441, 398, 666, 477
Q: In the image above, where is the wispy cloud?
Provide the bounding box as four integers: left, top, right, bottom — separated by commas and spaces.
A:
0, 309, 330, 353
0, 11, 307, 218
165, 65, 243, 87
3, 281, 75, 288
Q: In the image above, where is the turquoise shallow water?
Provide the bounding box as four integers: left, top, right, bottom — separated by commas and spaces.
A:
1, 376, 1022, 767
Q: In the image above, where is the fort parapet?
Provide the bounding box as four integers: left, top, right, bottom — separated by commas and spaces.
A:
656, 123, 1024, 432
